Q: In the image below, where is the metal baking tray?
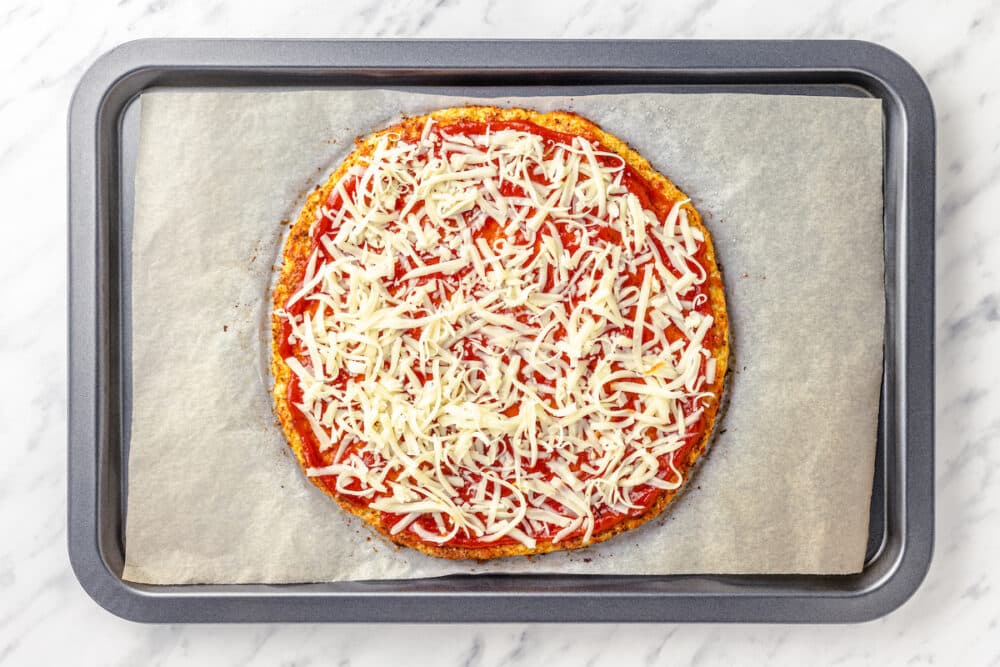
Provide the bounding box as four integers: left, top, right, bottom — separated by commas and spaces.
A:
68, 39, 935, 623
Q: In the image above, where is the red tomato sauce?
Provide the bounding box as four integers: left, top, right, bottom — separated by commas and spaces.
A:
278, 119, 716, 547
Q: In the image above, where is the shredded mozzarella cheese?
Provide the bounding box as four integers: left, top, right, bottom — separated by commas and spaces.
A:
278, 116, 721, 548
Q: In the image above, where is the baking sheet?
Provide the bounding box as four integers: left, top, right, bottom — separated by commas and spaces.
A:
122, 90, 884, 583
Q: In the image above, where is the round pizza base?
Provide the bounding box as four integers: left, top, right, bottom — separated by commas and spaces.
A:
272, 106, 730, 560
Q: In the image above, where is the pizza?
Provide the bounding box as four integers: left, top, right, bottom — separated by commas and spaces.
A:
272, 106, 729, 559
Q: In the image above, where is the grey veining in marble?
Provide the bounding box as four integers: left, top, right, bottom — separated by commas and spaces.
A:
2, 0, 999, 664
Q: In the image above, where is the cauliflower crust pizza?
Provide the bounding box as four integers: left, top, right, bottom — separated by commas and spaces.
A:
272, 106, 729, 559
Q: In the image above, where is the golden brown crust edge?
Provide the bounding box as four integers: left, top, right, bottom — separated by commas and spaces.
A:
272, 106, 730, 560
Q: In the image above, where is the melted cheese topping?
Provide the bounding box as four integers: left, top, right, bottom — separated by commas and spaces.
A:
276, 118, 719, 549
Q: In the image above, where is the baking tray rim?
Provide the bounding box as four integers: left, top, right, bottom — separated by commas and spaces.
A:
67, 38, 935, 623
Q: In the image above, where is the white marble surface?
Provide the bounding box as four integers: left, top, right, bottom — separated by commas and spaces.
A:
1, 0, 997, 664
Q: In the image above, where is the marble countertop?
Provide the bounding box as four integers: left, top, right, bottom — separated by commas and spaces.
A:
2, 0, 998, 664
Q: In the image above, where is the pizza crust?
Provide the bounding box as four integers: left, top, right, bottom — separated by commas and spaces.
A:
272, 106, 730, 560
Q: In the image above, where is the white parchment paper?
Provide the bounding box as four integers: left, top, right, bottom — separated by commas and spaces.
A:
123, 90, 884, 583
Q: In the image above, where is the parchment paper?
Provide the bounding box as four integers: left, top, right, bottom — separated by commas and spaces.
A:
123, 90, 884, 583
